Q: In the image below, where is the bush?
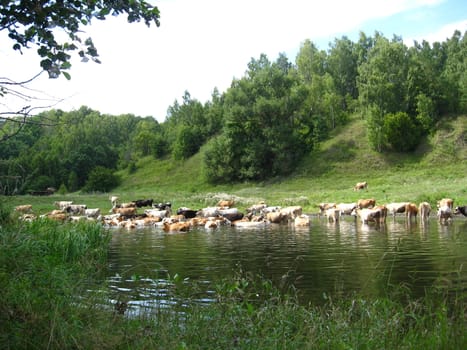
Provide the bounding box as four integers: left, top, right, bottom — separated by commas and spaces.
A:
82, 166, 120, 192
383, 112, 421, 152
57, 183, 68, 194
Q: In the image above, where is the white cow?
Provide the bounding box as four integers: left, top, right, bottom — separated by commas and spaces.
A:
437, 205, 453, 224
84, 208, 101, 219
65, 204, 87, 215
352, 208, 382, 224
386, 202, 410, 218
110, 196, 119, 208
336, 203, 357, 217
280, 206, 303, 221
54, 201, 73, 210
197, 207, 221, 218
418, 202, 431, 221
294, 214, 310, 227
144, 209, 170, 219
325, 207, 340, 223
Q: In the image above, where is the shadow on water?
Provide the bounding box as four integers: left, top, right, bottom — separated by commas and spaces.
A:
96, 215, 467, 315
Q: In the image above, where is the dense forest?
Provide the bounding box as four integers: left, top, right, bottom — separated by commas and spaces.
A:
0, 30, 465, 195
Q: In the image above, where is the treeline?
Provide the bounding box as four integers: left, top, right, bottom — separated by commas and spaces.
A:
0, 30, 465, 194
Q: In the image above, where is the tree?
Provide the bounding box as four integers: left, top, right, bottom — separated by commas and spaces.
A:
206, 53, 306, 182
0, 0, 160, 78
165, 91, 207, 159
82, 166, 120, 193
441, 30, 467, 114
296, 39, 326, 84
0, 0, 160, 141
358, 35, 409, 151
327, 36, 359, 109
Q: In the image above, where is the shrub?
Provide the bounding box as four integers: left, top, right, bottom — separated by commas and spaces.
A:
383, 112, 421, 152
82, 166, 120, 192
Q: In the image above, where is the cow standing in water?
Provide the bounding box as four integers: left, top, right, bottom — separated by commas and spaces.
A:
454, 206, 467, 217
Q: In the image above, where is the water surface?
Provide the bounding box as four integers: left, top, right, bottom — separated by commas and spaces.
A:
104, 216, 467, 312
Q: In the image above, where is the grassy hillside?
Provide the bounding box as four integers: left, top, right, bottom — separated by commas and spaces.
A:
7, 115, 466, 215
111, 114, 466, 210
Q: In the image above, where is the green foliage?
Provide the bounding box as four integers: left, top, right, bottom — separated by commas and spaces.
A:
165, 91, 214, 160
358, 34, 409, 115
132, 119, 167, 158
67, 171, 79, 192
27, 175, 54, 192
57, 183, 68, 194
327, 36, 359, 104
128, 161, 138, 174
172, 124, 201, 160
416, 93, 436, 132
209, 54, 311, 181
82, 166, 120, 193
0, 197, 13, 225
0, 0, 160, 78
204, 135, 236, 183
383, 112, 421, 152
0, 220, 110, 349
1, 30, 466, 187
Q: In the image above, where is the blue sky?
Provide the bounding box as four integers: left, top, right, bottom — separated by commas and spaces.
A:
1, 0, 466, 122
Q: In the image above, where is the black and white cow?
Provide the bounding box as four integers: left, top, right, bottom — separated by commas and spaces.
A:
454, 206, 467, 217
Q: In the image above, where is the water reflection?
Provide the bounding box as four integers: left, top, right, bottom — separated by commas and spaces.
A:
102, 216, 467, 312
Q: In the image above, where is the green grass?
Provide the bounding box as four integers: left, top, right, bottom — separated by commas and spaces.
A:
0, 219, 111, 349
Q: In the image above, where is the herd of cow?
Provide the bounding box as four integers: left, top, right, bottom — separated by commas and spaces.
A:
12, 184, 467, 232
318, 197, 466, 225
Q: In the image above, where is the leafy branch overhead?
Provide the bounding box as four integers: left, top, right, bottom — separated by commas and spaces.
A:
0, 0, 160, 79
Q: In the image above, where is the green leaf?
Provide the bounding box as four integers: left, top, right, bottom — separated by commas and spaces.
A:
62, 71, 71, 80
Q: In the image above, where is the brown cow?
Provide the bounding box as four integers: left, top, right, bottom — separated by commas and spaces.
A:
217, 199, 235, 208
357, 198, 376, 209
112, 207, 137, 217
318, 202, 336, 215
437, 198, 454, 209
15, 204, 32, 214
266, 211, 287, 224
43, 212, 67, 221
163, 221, 191, 233
354, 181, 368, 191
405, 203, 418, 222
373, 205, 388, 224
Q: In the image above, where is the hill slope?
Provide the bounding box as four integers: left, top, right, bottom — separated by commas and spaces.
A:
114, 115, 467, 211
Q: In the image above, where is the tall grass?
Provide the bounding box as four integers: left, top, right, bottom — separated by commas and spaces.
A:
75, 271, 466, 349
0, 215, 111, 349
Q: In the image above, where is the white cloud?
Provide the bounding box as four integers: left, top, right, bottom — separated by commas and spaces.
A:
404, 19, 467, 45
0, 0, 463, 121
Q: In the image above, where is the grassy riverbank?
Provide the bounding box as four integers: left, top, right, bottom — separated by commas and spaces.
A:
0, 216, 465, 349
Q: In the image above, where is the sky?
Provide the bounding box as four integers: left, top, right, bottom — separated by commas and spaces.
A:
1, 0, 466, 122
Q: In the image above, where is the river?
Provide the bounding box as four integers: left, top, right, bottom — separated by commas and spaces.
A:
103, 216, 467, 314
